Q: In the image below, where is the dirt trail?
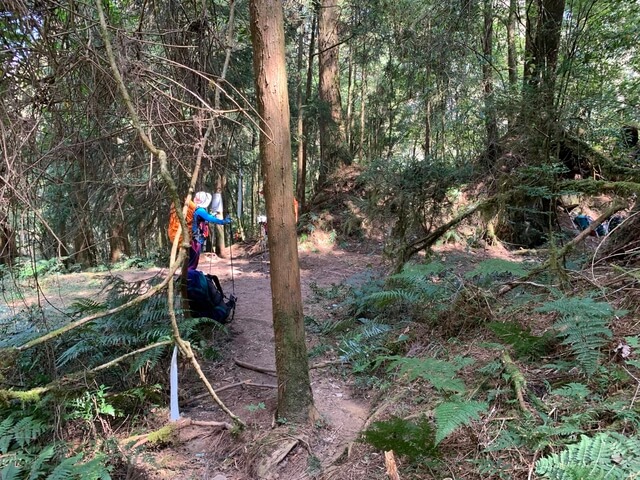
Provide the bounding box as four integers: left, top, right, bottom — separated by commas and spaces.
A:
0, 242, 379, 479
154, 244, 379, 479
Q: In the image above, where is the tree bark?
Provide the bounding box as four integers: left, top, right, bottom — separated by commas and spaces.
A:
506, 0, 518, 128
483, 0, 498, 156
249, 0, 316, 424
317, 0, 350, 187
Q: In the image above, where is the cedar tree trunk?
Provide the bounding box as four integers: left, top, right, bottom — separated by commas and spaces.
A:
249, 0, 316, 424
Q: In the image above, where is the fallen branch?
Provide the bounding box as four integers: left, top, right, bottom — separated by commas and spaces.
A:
234, 358, 277, 375
385, 450, 401, 480
124, 417, 232, 450
234, 358, 349, 375
501, 351, 537, 419
398, 199, 492, 270
1, 341, 173, 403
498, 200, 626, 296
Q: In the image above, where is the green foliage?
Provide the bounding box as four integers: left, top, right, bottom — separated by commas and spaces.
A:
434, 398, 488, 444
488, 321, 554, 360
357, 262, 458, 324
0, 410, 111, 479
382, 355, 474, 394
359, 156, 471, 257
551, 382, 591, 402
338, 319, 395, 372
536, 297, 623, 376
361, 416, 439, 461
465, 258, 529, 281
65, 386, 119, 424
15, 257, 66, 280
535, 432, 640, 480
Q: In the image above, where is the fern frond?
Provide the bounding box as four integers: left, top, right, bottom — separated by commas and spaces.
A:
551, 383, 591, 401
488, 321, 553, 359
384, 355, 473, 393
361, 416, 439, 460
537, 296, 619, 377
464, 258, 528, 279
27, 444, 55, 479
364, 289, 422, 308
434, 398, 487, 444
392, 262, 448, 280
358, 318, 393, 339
12, 416, 47, 448
535, 432, 640, 479
69, 298, 106, 315
46, 453, 83, 480
0, 463, 21, 480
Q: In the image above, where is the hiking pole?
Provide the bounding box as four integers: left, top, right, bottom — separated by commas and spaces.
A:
228, 219, 237, 322
228, 220, 236, 296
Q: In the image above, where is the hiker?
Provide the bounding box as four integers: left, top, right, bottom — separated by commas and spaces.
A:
190, 191, 232, 270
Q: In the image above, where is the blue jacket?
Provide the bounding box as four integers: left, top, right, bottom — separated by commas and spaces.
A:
192, 207, 228, 244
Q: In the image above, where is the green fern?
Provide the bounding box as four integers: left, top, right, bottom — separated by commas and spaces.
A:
464, 258, 528, 280
338, 318, 395, 371
361, 416, 439, 461
536, 297, 623, 377
46, 453, 83, 480
551, 383, 591, 401
0, 463, 21, 480
535, 432, 640, 479
382, 355, 473, 394
488, 321, 554, 360
28, 444, 55, 479
434, 398, 487, 444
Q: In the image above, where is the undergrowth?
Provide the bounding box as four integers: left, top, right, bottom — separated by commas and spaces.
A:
318, 255, 640, 478
0, 274, 218, 478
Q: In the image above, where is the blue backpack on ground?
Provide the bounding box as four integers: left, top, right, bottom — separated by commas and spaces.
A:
573, 214, 607, 237
186, 269, 236, 324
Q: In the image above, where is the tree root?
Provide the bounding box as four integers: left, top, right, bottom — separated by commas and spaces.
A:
183, 380, 278, 406
234, 358, 349, 376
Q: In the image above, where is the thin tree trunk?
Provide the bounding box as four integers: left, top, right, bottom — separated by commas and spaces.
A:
298, 14, 316, 212
296, 15, 306, 211
483, 0, 498, 155
346, 41, 353, 149
249, 0, 316, 424
507, 0, 518, 127
359, 65, 366, 162
213, 0, 237, 257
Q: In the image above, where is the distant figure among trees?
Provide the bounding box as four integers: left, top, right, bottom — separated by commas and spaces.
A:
621, 125, 640, 161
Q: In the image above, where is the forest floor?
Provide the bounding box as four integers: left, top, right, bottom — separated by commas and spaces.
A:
2, 221, 623, 480
145, 233, 385, 480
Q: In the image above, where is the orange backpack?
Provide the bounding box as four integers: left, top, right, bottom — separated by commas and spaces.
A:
168, 201, 196, 243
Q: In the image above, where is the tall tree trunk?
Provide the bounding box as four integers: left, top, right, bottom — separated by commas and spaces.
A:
345, 41, 353, 149
213, 0, 237, 258
522, 0, 566, 121
0, 213, 17, 265
506, 0, 518, 128
296, 15, 306, 211
483, 0, 498, 156
109, 222, 130, 263
317, 0, 350, 187
298, 14, 316, 213
359, 65, 366, 162
249, 0, 316, 424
